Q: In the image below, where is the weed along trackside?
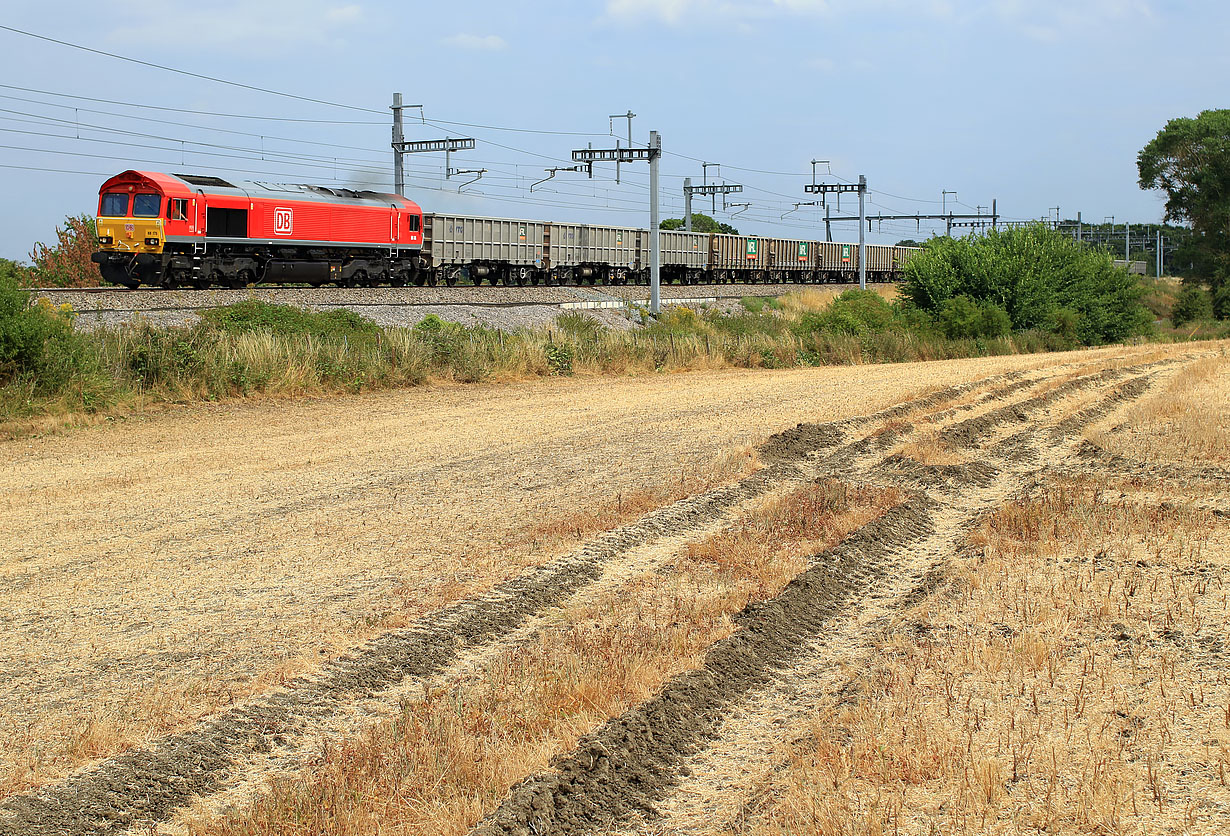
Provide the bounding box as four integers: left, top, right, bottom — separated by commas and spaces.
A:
0, 342, 1226, 836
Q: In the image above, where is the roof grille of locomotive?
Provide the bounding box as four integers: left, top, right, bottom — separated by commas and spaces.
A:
174, 174, 236, 188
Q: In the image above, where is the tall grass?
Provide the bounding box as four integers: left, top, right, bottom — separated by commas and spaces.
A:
0, 292, 1142, 434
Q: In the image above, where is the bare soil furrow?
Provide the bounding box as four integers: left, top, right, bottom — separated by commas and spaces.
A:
611, 367, 1178, 834
632, 472, 1023, 834
1074, 438, 1230, 483
758, 369, 1034, 465
0, 466, 795, 836
470, 495, 938, 836
469, 353, 1182, 836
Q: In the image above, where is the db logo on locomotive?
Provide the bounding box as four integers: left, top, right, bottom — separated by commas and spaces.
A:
274, 207, 293, 235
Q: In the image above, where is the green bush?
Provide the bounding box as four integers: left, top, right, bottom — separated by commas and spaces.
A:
0, 273, 89, 392
1045, 307, 1082, 349
202, 301, 379, 341
902, 225, 1152, 345
707, 310, 785, 339
650, 305, 705, 335
739, 296, 779, 313
794, 290, 898, 336
1171, 283, 1215, 326
0, 258, 31, 288
1215, 280, 1230, 320
545, 342, 573, 375
936, 295, 1012, 339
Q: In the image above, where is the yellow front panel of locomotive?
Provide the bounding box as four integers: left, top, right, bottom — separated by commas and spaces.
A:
96, 217, 164, 254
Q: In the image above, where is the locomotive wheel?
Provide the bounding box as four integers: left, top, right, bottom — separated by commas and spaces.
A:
425, 273, 438, 287
233, 269, 254, 289
444, 271, 457, 287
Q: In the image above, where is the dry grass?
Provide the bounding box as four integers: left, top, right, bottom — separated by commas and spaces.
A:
185, 480, 903, 836
8, 356, 1087, 801
890, 426, 969, 466
739, 371, 1230, 836
1090, 352, 1230, 464
775, 285, 900, 314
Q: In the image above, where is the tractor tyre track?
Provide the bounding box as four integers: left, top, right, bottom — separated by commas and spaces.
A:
468, 354, 1181, 836
0, 467, 794, 836
0, 365, 1040, 836
0, 356, 1187, 836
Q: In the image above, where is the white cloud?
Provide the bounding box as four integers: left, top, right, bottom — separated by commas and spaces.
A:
110, 0, 365, 52
325, 4, 362, 22
603, 0, 958, 25
441, 33, 507, 50
604, 0, 1152, 28
991, 0, 1152, 41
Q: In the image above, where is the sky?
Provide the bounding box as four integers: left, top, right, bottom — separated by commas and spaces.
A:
0, 0, 1226, 261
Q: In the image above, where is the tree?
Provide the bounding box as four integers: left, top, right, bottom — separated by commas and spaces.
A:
1170, 282, 1214, 326
29, 214, 101, 287
1138, 109, 1230, 316
0, 258, 31, 288
895, 239, 923, 248
660, 213, 739, 235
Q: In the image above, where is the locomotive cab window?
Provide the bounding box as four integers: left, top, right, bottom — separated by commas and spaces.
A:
168, 199, 189, 221
408, 214, 420, 232
132, 194, 161, 217
100, 193, 129, 216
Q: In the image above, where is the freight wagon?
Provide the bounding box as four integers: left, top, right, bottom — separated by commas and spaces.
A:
91, 170, 921, 288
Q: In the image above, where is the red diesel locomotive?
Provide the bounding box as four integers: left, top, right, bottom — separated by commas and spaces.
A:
90, 170, 424, 288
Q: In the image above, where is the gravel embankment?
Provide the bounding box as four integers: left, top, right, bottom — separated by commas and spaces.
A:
33, 283, 809, 331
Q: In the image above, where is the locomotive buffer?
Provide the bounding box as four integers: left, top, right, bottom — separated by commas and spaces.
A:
573, 133, 664, 314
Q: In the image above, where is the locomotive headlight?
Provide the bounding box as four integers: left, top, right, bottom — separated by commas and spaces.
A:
145, 237, 159, 246
98, 235, 113, 245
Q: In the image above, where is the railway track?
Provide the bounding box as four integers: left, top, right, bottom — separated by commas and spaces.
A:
30, 282, 877, 317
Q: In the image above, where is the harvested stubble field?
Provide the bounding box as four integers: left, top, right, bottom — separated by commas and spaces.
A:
0, 341, 1227, 836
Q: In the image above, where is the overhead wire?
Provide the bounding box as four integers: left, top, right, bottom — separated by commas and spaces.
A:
0, 93, 392, 158
0, 28, 964, 239
0, 25, 386, 114
0, 83, 385, 123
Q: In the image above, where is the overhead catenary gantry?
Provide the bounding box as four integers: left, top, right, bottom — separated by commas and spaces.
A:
806, 176, 868, 289
390, 92, 477, 193
682, 179, 743, 231
572, 132, 664, 314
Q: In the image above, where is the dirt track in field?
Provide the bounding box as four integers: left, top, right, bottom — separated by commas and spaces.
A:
0, 343, 1219, 835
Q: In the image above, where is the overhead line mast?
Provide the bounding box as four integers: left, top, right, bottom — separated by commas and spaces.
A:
391, 92, 473, 195
572, 131, 663, 314
806, 176, 868, 289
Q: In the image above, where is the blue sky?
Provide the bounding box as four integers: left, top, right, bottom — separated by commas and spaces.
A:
0, 0, 1225, 260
